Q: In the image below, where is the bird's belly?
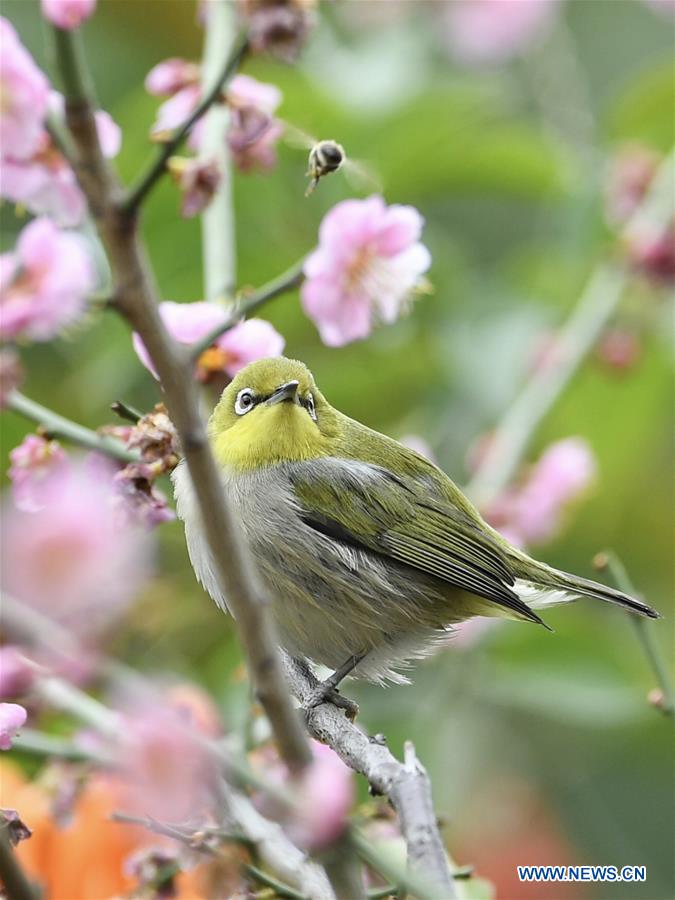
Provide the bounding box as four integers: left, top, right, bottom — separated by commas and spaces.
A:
172, 461, 474, 682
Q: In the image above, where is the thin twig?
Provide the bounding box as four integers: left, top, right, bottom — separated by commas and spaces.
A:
110, 811, 251, 855
466, 263, 625, 508
111, 400, 142, 423
11, 728, 111, 764
323, 838, 367, 900
284, 658, 457, 899
595, 552, 673, 718
113, 800, 333, 900
225, 791, 334, 899
123, 33, 248, 216
189, 258, 306, 360
0, 595, 294, 810
51, 23, 312, 777
367, 886, 397, 899
244, 863, 307, 900
7, 391, 138, 463
199, 0, 237, 301
350, 829, 444, 900
467, 150, 675, 508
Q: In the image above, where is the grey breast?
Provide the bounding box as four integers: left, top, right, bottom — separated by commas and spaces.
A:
174, 457, 451, 679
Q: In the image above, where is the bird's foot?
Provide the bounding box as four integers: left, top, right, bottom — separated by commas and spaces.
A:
302, 682, 359, 721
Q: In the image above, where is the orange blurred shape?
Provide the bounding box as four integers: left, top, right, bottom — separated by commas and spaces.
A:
166, 682, 223, 738
454, 776, 589, 900
0, 759, 224, 899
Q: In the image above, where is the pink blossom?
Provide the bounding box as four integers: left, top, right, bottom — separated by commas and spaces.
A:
624, 219, 675, 285
226, 74, 283, 172
1, 102, 119, 226
0, 18, 50, 160
167, 156, 220, 218
642, 0, 675, 15
604, 144, 660, 228
48, 91, 122, 157
116, 689, 218, 822
595, 328, 642, 373
8, 434, 69, 512
0, 703, 27, 750
0, 460, 152, 638
0, 647, 36, 700
41, 0, 97, 29
288, 741, 354, 851
94, 108, 122, 157
442, 0, 561, 65
133, 301, 284, 379
301, 196, 431, 346
228, 74, 282, 116
216, 318, 286, 376
145, 58, 200, 96
1, 140, 87, 226
486, 438, 597, 547
0, 217, 96, 341
145, 57, 203, 146
151, 84, 201, 142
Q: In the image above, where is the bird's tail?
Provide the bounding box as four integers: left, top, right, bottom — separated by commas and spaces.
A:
511, 558, 660, 620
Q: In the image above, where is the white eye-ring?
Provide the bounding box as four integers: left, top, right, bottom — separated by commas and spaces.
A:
306, 393, 317, 421
235, 388, 255, 416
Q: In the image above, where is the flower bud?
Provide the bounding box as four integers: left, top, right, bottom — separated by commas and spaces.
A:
0, 702, 27, 750
238, 0, 317, 62
0, 647, 36, 700
168, 156, 221, 218
604, 144, 660, 228
595, 328, 642, 372
624, 220, 675, 285
41, 0, 96, 29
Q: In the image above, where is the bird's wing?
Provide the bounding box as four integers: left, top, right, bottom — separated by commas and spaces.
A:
288, 457, 544, 625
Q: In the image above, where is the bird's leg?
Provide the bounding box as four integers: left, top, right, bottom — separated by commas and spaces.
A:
303, 651, 367, 720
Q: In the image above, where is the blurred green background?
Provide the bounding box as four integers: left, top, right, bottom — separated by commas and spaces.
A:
1, 1, 673, 897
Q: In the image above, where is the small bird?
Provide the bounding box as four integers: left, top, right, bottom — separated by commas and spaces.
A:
173, 358, 658, 707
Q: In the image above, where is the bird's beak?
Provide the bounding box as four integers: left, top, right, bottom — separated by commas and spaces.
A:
266, 380, 300, 406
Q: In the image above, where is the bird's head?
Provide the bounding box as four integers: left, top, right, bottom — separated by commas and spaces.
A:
208, 357, 341, 471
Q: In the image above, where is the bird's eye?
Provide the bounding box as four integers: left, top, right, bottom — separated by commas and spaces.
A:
235, 388, 255, 416
306, 393, 317, 421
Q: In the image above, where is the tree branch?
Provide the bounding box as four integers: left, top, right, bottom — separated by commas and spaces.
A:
50, 24, 311, 777
284, 658, 457, 899
467, 150, 675, 509
11, 728, 111, 764
7, 391, 138, 463
123, 33, 248, 217
189, 258, 306, 360
113, 796, 334, 900
199, 0, 237, 301
466, 263, 625, 508
595, 552, 674, 718
225, 791, 335, 900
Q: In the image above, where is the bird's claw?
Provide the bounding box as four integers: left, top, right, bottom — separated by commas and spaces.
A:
303, 684, 359, 721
